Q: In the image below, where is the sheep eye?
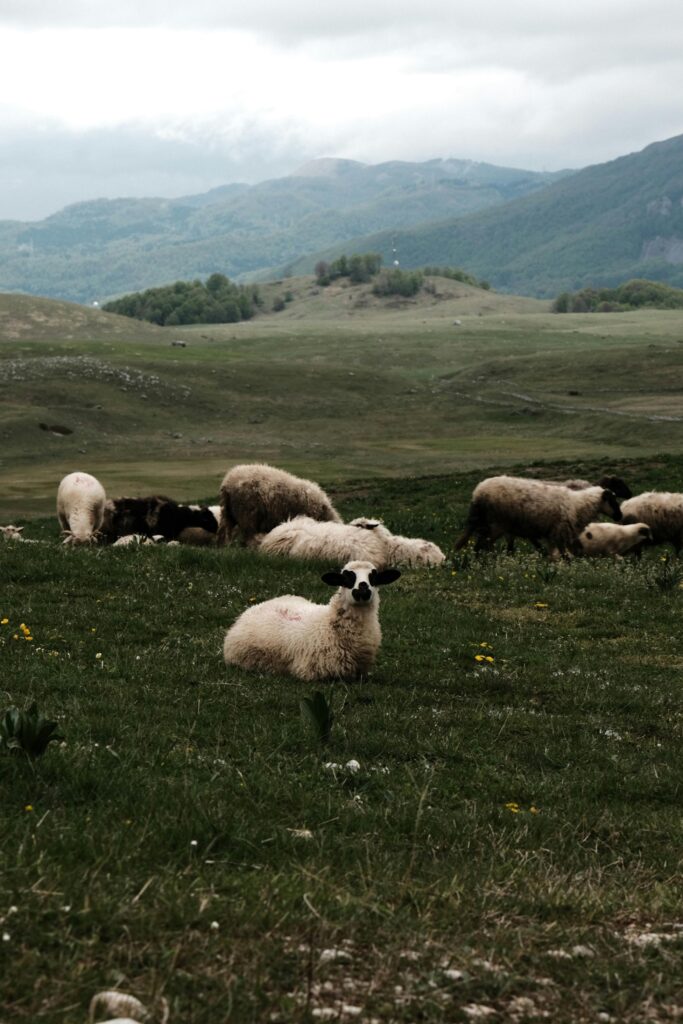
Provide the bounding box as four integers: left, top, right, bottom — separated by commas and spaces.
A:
341, 571, 356, 588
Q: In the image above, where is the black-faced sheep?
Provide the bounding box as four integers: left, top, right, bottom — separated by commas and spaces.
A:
256, 515, 444, 568
578, 521, 652, 557
100, 496, 218, 544
620, 492, 683, 554
217, 463, 342, 545
455, 475, 622, 556
223, 560, 401, 681
57, 471, 106, 544
537, 475, 632, 500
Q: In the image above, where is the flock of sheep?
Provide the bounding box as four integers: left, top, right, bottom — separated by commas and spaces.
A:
4, 462, 683, 682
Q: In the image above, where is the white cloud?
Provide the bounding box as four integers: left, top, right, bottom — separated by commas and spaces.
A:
0, 2, 682, 219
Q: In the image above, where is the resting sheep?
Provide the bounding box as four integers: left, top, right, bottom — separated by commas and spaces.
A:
536, 475, 632, 500
217, 463, 342, 545
100, 496, 218, 544
57, 471, 106, 545
455, 475, 622, 556
223, 559, 401, 681
578, 521, 652, 557
256, 515, 444, 568
620, 492, 683, 554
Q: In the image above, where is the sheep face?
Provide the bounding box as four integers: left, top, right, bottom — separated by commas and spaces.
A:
600, 489, 622, 521
1, 525, 24, 540
321, 561, 401, 608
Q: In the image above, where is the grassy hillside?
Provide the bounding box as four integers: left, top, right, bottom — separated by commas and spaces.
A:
2, 292, 682, 1021
0, 158, 566, 304
2, 466, 682, 1022
3, 288, 683, 522
283, 134, 683, 297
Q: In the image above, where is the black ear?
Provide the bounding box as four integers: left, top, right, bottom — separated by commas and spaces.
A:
322, 570, 356, 588
322, 571, 345, 587
369, 568, 401, 586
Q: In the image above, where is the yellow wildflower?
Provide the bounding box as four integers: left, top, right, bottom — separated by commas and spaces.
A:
24, 804, 34, 812
505, 802, 520, 813
485, 655, 494, 663
474, 654, 485, 662
530, 806, 540, 815
1, 618, 8, 625
534, 602, 548, 609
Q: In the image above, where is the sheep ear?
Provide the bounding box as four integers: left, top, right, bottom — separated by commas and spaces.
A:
321, 571, 346, 587
370, 568, 401, 586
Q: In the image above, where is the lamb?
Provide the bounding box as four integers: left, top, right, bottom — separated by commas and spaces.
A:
454, 475, 622, 556
620, 492, 683, 554
99, 496, 218, 544
1, 525, 27, 541
217, 463, 342, 545
57, 471, 106, 545
578, 521, 652, 557
256, 515, 444, 568
223, 560, 401, 681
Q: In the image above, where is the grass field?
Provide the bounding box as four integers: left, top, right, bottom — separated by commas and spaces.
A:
1, 292, 682, 1022
2, 285, 683, 520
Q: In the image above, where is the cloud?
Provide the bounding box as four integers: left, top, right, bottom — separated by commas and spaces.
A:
1, 2, 682, 220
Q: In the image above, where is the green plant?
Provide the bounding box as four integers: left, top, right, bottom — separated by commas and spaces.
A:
0, 702, 63, 759
650, 558, 683, 592
299, 691, 334, 745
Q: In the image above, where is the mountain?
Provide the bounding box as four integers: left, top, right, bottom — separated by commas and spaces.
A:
0, 158, 567, 303
280, 135, 683, 297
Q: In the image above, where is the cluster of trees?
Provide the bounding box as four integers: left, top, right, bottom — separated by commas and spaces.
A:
553, 279, 683, 313
103, 273, 262, 325
423, 266, 491, 289
372, 268, 424, 297
315, 253, 383, 285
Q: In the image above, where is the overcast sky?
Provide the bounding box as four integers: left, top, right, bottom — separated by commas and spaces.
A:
2, 0, 683, 220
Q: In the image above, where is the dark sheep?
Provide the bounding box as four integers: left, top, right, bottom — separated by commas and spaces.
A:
100, 496, 218, 543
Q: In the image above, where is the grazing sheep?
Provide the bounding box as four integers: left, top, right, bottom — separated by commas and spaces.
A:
257, 515, 444, 568
57, 471, 106, 545
620, 492, 683, 554
455, 475, 622, 557
100, 496, 217, 543
217, 463, 342, 545
578, 521, 652, 557
223, 559, 401, 681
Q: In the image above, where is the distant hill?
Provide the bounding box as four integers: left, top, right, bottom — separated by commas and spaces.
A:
281, 135, 683, 297
0, 292, 162, 342
0, 158, 568, 303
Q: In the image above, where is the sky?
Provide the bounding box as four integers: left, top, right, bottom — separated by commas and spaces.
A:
1, 0, 683, 220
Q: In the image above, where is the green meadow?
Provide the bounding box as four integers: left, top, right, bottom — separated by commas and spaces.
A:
1, 288, 682, 1021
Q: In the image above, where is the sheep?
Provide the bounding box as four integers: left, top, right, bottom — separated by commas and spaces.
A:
256, 515, 444, 568
217, 463, 342, 545
223, 560, 401, 681
454, 475, 622, 557
99, 496, 218, 544
620, 492, 683, 554
1, 525, 27, 541
578, 521, 652, 557
57, 471, 106, 545
536, 475, 632, 500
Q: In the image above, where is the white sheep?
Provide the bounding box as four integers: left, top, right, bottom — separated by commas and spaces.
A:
256, 515, 444, 568
620, 492, 683, 554
223, 559, 401, 681
217, 463, 342, 545
455, 475, 622, 556
578, 521, 652, 557
56, 471, 106, 545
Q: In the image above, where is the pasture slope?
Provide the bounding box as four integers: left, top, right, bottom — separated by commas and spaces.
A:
1, 290, 682, 1022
